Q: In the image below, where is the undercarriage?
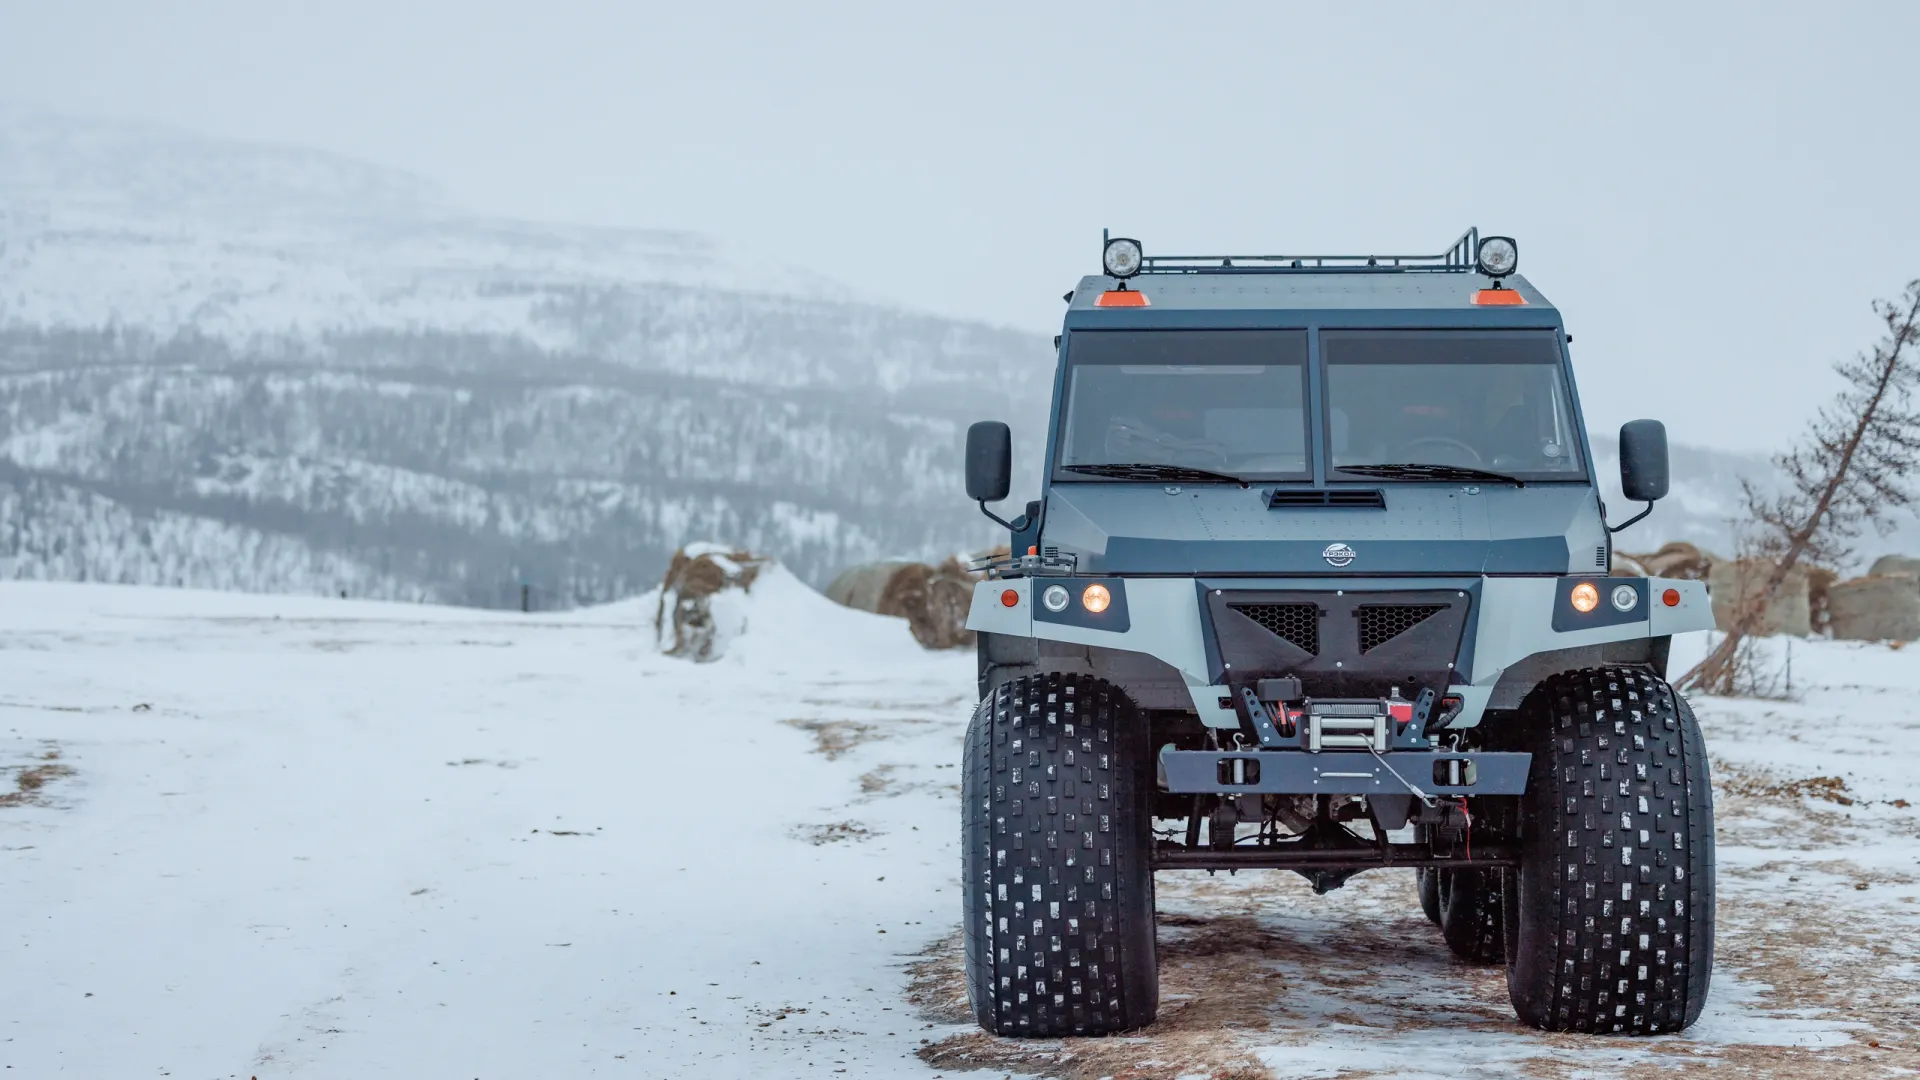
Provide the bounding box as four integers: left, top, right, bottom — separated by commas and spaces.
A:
1150, 792, 1516, 894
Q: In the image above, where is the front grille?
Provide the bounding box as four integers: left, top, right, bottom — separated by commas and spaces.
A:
1231, 603, 1319, 654
1357, 604, 1445, 652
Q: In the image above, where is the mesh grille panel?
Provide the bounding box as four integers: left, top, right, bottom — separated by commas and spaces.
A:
1230, 603, 1319, 655
1357, 604, 1446, 652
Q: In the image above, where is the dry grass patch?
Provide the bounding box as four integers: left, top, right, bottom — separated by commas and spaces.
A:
1717, 762, 1860, 806
782, 719, 883, 761
791, 821, 873, 846
0, 749, 74, 808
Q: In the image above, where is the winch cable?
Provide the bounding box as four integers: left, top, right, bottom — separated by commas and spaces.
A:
1365, 743, 1438, 809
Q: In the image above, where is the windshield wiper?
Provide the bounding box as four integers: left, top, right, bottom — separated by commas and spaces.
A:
1336, 463, 1526, 487
1062, 463, 1248, 486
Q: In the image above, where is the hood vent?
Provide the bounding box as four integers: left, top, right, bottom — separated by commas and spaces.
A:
1266, 488, 1386, 510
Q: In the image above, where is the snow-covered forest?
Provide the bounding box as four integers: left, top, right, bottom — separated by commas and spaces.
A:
0, 106, 1060, 603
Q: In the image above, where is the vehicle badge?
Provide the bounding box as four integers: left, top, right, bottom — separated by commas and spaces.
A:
1322, 542, 1357, 568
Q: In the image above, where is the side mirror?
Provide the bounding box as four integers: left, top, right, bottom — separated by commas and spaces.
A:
1618, 419, 1670, 503
965, 421, 1012, 503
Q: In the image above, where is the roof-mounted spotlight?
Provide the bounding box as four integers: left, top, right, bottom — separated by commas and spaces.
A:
1470, 235, 1524, 305
1103, 237, 1144, 279
1476, 236, 1518, 278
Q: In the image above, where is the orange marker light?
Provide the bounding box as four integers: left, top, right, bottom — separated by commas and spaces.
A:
1000, 589, 1020, 608
1570, 582, 1600, 613
1095, 289, 1150, 307
1472, 288, 1526, 306
1082, 583, 1112, 614
1662, 588, 1681, 607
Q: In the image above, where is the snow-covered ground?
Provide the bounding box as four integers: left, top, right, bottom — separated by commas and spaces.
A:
1, 579, 1916, 1078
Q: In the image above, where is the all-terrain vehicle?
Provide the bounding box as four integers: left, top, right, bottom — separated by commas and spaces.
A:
958, 230, 1716, 1037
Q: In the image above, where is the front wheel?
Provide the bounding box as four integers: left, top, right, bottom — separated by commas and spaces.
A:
1504, 667, 1716, 1034
961, 672, 1159, 1036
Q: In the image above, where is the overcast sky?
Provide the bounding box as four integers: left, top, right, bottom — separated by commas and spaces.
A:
2, 1, 1916, 452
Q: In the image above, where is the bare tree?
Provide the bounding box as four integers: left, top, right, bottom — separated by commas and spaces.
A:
1680, 280, 1920, 695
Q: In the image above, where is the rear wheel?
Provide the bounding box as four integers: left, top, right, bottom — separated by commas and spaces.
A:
1504, 667, 1716, 1034
1417, 867, 1442, 927
961, 672, 1159, 1036
1438, 867, 1506, 963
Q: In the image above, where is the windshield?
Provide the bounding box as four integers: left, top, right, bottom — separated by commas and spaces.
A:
1057, 330, 1310, 481
1323, 330, 1584, 481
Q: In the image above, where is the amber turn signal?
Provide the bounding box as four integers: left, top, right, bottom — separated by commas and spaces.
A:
1472, 288, 1526, 306
1082, 583, 1112, 614
1094, 289, 1150, 307
1570, 582, 1600, 613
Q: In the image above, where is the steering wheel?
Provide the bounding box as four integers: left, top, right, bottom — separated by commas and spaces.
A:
1392, 436, 1486, 468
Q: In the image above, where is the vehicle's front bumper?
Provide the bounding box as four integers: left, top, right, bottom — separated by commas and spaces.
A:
966, 573, 1714, 728
1158, 748, 1532, 796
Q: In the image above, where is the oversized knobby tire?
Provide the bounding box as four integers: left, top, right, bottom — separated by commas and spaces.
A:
1505, 667, 1715, 1034
1438, 867, 1506, 963
961, 672, 1158, 1036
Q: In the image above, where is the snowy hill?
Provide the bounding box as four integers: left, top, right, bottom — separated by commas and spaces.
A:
0, 107, 1053, 603
3, 106, 1907, 606
0, 103, 852, 336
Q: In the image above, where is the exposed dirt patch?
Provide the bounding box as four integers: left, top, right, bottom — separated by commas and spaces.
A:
0, 749, 74, 808
783, 719, 883, 761
1711, 889, 1920, 1055
911, 865, 1920, 1080
906, 933, 974, 1026
792, 821, 874, 846
859, 765, 898, 796
1717, 761, 1860, 805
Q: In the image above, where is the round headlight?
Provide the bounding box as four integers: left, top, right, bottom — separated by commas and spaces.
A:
1476, 236, 1518, 278
1103, 238, 1143, 279
1570, 581, 1600, 613
1042, 584, 1071, 612
1611, 584, 1640, 612
1082, 583, 1112, 614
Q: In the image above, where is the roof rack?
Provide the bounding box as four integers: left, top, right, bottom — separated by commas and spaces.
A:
1120, 227, 1481, 275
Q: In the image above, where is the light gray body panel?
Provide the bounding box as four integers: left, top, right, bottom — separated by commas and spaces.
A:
1042, 483, 1608, 577
967, 576, 1713, 728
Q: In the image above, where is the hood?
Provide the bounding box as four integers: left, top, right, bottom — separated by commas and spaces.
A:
1041, 483, 1606, 576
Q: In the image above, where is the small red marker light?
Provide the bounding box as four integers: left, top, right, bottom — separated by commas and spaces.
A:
1000, 589, 1020, 608
1027, 545, 1038, 556
1472, 288, 1526, 306
1662, 588, 1681, 607
1095, 289, 1150, 307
